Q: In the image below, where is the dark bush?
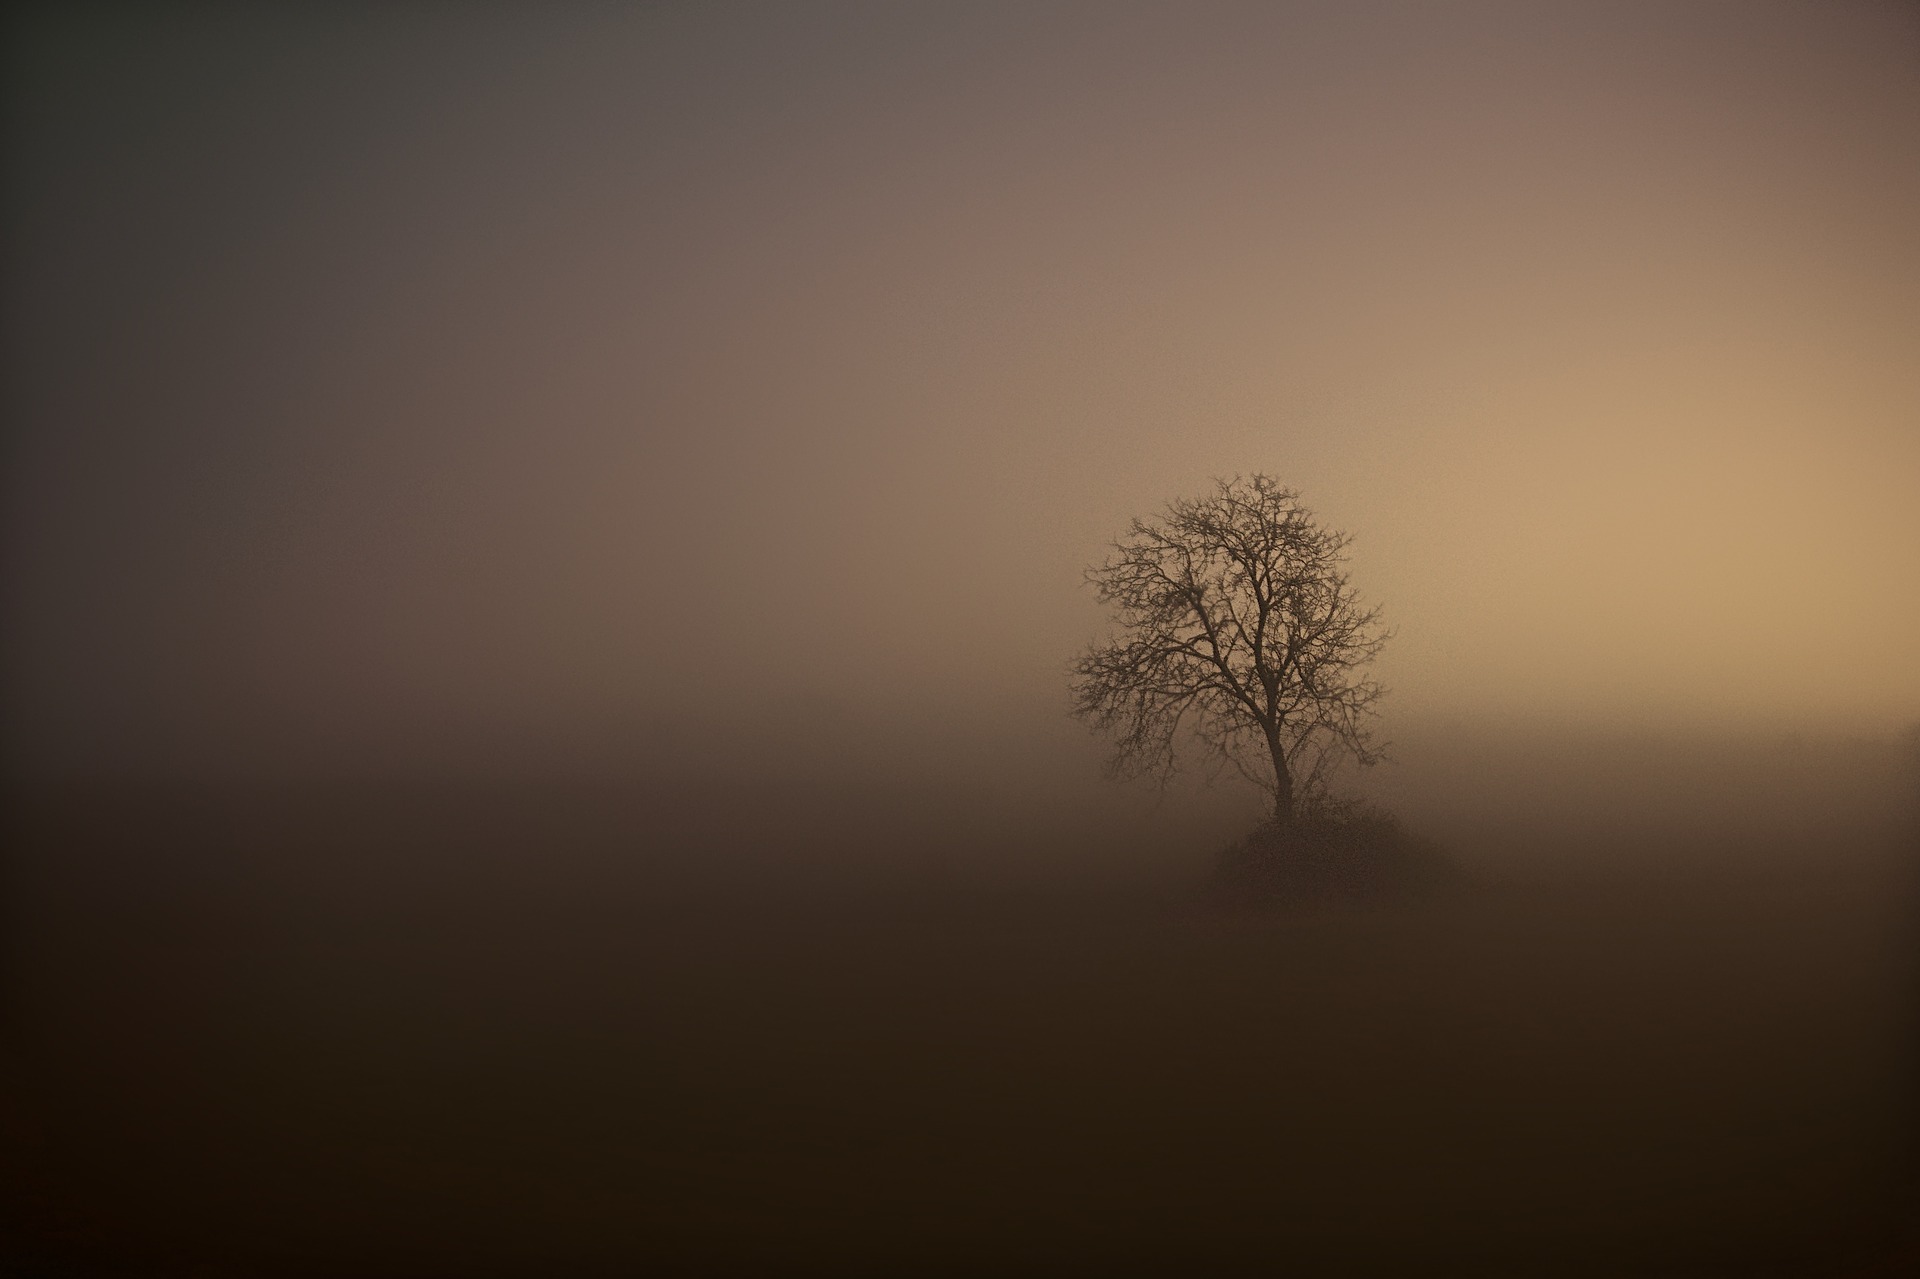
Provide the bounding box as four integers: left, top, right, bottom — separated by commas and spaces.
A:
1208, 802, 1467, 910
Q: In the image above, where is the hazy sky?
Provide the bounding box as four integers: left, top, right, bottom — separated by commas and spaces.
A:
5, 1, 1918, 779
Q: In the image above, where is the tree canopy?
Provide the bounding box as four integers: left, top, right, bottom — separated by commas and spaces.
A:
1070, 475, 1388, 824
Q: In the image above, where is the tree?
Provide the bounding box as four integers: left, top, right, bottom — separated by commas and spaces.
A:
1070, 475, 1389, 826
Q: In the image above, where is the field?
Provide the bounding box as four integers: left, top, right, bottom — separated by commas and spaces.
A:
6, 740, 1919, 1275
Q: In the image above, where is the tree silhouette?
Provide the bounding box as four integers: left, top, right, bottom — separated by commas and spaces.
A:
1071, 475, 1388, 825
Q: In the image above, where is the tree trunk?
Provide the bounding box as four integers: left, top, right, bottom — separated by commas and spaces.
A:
1266, 729, 1294, 826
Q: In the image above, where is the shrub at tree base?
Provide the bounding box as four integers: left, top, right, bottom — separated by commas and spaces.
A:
1207, 806, 1467, 910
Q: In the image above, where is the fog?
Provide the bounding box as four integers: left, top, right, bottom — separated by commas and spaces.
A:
6, 2, 1918, 781
5, 3, 1920, 1274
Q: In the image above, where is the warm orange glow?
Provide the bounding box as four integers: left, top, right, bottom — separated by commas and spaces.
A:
4, 3, 1915, 779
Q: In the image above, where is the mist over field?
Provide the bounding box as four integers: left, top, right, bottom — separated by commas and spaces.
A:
5, 2, 1919, 1274
9, 721, 1918, 1274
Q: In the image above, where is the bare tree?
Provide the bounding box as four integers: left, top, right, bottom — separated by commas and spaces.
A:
1071, 475, 1388, 826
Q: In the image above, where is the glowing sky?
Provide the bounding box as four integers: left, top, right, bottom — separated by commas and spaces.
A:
5, 2, 1917, 778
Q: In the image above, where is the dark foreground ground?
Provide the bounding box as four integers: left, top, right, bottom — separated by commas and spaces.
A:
5, 774, 1920, 1277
